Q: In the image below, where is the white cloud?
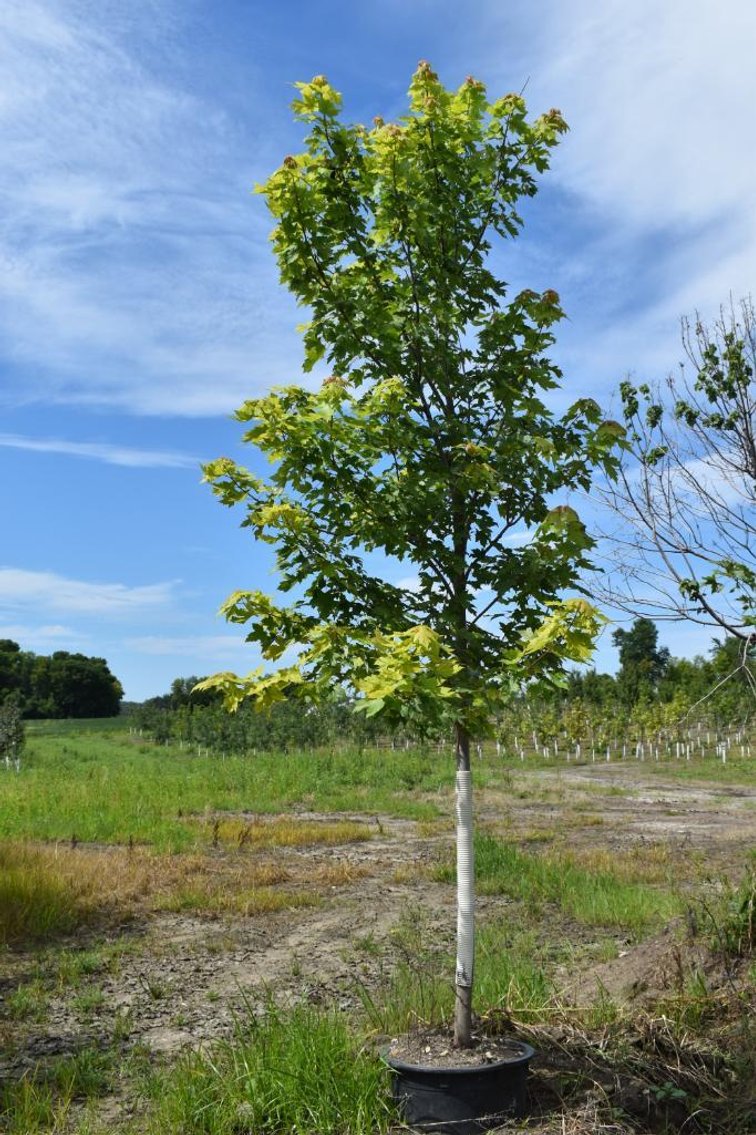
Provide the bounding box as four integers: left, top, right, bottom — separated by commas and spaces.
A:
0, 433, 200, 468
4, 0, 755, 419
394, 575, 421, 593
527, 2, 756, 230
606, 444, 752, 511
0, 0, 297, 416
125, 634, 252, 658
674, 453, 752, 510
0, 568, 177, 615
469, 1, 756, 397
501, 527, 535, 547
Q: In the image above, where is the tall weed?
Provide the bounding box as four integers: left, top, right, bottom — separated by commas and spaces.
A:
2, 736, 445, 850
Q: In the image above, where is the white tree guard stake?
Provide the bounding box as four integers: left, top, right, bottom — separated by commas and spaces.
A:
455, 768, 475, 1045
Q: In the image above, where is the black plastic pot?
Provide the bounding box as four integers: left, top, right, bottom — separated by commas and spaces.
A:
385, 1039, 535, 1134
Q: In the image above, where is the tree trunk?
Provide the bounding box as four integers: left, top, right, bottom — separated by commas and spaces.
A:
454, 721, 474, 1047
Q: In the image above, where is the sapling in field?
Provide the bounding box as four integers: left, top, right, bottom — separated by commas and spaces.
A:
199, 64, 622, 1047
0, 701, 24, 771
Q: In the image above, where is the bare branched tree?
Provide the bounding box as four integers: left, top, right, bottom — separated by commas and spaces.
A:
598, 297, 756, 640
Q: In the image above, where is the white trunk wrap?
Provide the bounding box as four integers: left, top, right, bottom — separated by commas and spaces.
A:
455, 768, 475, 988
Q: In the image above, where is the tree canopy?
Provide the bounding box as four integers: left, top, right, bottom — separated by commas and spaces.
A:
612, 617, 671, 705
0, 641, 123, 719
201, 64, 622, 736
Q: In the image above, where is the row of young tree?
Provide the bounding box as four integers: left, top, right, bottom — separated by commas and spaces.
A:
0, 640, 123, 719
135, 677, 388, 752
133, 619, 755, 754
507, 622, 756, 760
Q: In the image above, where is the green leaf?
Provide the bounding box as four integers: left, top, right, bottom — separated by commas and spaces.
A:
198, 65, 621, 737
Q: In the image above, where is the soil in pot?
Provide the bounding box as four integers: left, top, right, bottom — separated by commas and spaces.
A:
385, 1030, 535, 1134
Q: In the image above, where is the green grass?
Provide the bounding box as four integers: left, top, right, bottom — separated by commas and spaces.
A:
46, 1049, 114, 1099
24, 717, 131, 737
475, 920, 557, 1017
696, 863, 756, 960
139, 1000, 396, 1135
493, 748, 756, 785
53, 946, 114, 988
0, 1077, 64, 1135
436, 832, 682, 934
649, 756, 756, 784
6, 978, 49, 1022
0, 1047, 114, 1135
5, 726, 754, 853
70, 987, 106, 1016
1, 735, 448, 851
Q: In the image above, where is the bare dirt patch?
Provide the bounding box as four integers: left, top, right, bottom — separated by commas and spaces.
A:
484, 763, 755, 865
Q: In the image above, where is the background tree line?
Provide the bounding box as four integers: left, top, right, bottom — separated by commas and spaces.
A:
503, 619, 756, 759
0, 640, 123, 719
567, 618, 754, 719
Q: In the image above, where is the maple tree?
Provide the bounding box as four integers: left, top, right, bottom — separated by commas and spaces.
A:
201, 64, 621, 1045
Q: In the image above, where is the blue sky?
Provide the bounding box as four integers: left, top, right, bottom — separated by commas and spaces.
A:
2, 0, 755, 701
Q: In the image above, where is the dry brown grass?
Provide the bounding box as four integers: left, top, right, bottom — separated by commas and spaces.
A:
156, 884, 320, 916
569, 843, 686, 885
564, 811, 605, 828
0, 836, 372, 941
503, 1010, 750, 1134
310, 861, 371, 887
191, 815, 373, 849
519, 826, 559, 844
0, 841, 102, 945
391, 863, 428, 884
415, 819, 453, 838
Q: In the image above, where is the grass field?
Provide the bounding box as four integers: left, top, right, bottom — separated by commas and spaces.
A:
0, 731, 447, 851
0, 723, 753, 1133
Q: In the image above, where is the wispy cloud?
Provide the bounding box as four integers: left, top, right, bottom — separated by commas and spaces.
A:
0, 567, 177, 615
551, 3, 756, 338
467, 1, 756, 395
5, 0, 755, 421
125, 634, 252, 658
0, 433, 199, 468
0, 0, 298, 416
676, 454, 752, 509
501, 527, 535, 547
540, 2, 756, 232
